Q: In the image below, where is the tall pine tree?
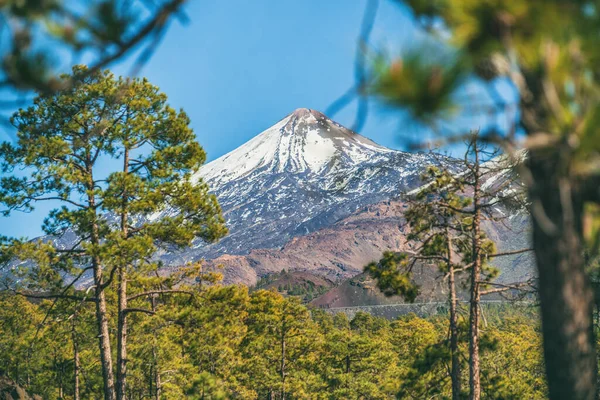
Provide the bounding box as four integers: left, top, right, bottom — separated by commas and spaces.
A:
0, 65, 227, 399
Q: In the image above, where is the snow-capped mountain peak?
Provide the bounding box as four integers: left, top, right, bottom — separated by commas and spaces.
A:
40, 108, 457, 284
167, 108, 459, 272
26, 108, 528, 287
196, 108, 392, 186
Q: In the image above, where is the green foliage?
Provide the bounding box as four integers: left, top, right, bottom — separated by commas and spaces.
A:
0, 65, 228, 398
0, 287, 547, 399
364, 251, 419, 300
0, 0, 186, 93
479, 317, 546, 399
377, 1, 600, 173
373, 50, 467, 122
0, 64, 227, 293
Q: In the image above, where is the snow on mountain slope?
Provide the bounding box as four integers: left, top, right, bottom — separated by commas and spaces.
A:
21, 108, 531, 288
154, 108, 455, 272
197, 108, 394, 183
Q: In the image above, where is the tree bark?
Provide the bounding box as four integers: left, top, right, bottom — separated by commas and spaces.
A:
280, 326, 286, 400
468, 147, 481, 400
528, 150, 597, 400
447, 227, 461, 400
93, 251, 115, 400
154, 351, 161, 400
87, 162, 116, 400
116, 266, 127, 400
150, 295, 161, 400
117, 148, 130, 400
280, 306, 287, 400
72, 318, 80, 400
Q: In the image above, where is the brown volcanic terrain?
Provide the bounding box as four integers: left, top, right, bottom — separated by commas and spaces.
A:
164, 110, 532, 305
207, 201, 410, 285
206, 198, 532, 297
310, 270, 447, 308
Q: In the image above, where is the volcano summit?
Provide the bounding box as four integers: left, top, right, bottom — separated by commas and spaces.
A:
39, 108, 530, 288
151, 108, 456, 283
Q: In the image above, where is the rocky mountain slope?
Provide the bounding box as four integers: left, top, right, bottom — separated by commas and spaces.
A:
158, 108, 466, 284
163, 108, 530, 287
39, 107, 532, 291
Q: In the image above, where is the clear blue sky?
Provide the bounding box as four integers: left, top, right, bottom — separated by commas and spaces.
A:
2, 1, 514, 238
113, 0, 421, 161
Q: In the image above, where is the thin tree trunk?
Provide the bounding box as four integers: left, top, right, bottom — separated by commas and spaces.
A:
93, 252, 116, 400
280, 332, 286, 400
280, 313, 286, 400
446, 227, 461, 400
528, 151, 597, 400
148, 364, 153, 400
150, 295, 161, 400
468, 146, 482, 400
345, 355, 350, 374
59, 361, 64, 400
72, 318, 80, 400
117, 148, 130, 400
87, 162, 116, 400
154, 357, 161, 400
116, 269, 127, 400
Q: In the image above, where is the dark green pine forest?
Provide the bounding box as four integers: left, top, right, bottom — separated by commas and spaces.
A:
0, 285, 545, 399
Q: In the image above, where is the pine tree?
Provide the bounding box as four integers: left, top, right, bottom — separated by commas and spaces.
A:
367, 2, 600, 397
366, 134, 532, 399
404, 163, 469, 400
0, 65, 227, 399
242, 290, 322, 399
322, 312, 400, 399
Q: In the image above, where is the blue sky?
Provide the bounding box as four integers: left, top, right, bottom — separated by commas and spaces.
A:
112, 0, 420, 161
109, 1, 514, 160
1, 1, 515, 238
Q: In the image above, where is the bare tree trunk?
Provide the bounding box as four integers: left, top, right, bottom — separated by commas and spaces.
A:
116, 268, 127, 400
151, 295, 161, 400
446, 227, 461, 400
87, 162, 116, 400
154, 362, 161, 400
468, 147, 482, 400
72, 318, 81, 400
93, 254, 116, 400
528, 151, 597, 400
280, 328, 286, 400
60, 362, 65, 400
117, 148, 130, 400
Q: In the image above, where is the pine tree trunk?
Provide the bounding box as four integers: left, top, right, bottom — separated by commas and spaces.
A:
116, 269, 127, 400
447, 228, 461, 400
72, 318, 80, 400
528, 151, 597, 400
468, 149, 482, 400
87, 163, 116, 400
468, 220, 481, 400
154, 365, 161, 400
151, 295, 161, 400
59, 362, 64, 400
117, 148, 130, 400
93, 255, 116, 400
280, 329, 286, 400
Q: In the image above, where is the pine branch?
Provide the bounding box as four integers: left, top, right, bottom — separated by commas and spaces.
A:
127, 289, 195, 302
488, 248, 533, 258
123, 308, 155, 315
480, 280, 535, 296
